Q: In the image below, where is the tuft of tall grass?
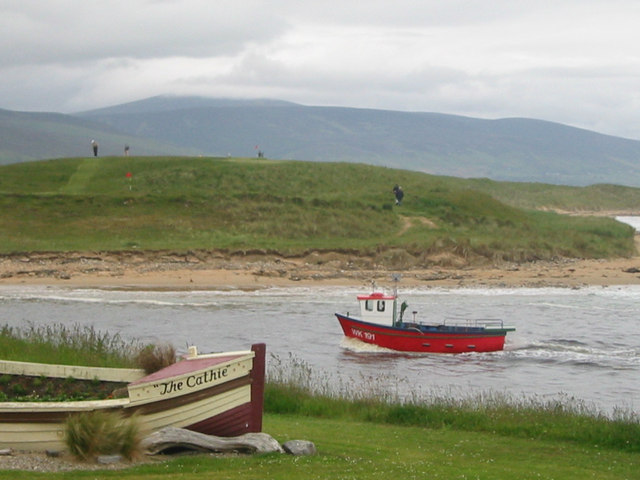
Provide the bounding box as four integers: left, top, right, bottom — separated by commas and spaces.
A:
135, 343, 176, 374
265, 353, 640, 452
64, 410, 142, 461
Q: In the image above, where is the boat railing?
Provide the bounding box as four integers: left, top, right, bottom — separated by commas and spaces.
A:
440, 317, 508, 329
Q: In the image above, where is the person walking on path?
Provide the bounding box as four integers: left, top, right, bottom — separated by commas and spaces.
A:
91, 140, 99, 157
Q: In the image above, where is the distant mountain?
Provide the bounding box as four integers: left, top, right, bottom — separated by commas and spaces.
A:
76, 96, 296, 116
4, 95, 640, 186
78, 96, 640, 187
0, 107, 199, 164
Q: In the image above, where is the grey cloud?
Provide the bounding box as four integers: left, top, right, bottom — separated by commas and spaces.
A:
2, 0, 640, 139
0, 1, 288, 67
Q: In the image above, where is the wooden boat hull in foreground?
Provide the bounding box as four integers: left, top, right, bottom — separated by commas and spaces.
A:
0, 343, 265, 452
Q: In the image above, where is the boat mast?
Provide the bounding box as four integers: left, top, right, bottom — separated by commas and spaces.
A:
391, 273, 401, 297
391, 274, 401, 324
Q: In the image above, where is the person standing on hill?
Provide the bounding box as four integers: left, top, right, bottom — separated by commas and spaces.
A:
393, 184, 404, 206
91, 139, 98, 157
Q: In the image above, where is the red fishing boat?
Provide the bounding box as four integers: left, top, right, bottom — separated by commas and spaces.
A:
336, 290, 514, 354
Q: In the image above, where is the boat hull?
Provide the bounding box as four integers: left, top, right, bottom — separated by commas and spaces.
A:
336, 314, 508, 353
0, 343, 265, 452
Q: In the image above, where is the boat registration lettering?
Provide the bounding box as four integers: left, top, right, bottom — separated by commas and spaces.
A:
351, 328, 375, 341
155, 365, 229, 395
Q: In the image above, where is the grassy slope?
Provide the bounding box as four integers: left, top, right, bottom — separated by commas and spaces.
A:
0, 156, 636, 261
461, 177, 640, 211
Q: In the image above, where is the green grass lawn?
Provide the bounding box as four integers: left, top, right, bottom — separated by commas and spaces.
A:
1, 414, 634, 479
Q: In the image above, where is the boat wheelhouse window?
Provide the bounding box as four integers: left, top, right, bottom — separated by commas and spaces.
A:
377, 300, 385, 312
365, 300, 374, 311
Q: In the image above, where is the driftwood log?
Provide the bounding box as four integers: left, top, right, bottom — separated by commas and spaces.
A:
142, 427, 285, 455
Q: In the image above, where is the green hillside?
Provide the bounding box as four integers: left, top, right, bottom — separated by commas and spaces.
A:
423, 177, 640, 213
0, 157, 635, 263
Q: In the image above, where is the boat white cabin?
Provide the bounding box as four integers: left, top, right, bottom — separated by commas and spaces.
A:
356, 292, 398, 326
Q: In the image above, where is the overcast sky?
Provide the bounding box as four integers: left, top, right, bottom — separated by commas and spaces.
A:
2, 0, 640, 139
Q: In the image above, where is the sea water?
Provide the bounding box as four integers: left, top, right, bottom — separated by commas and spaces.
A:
1, 284, 639, 415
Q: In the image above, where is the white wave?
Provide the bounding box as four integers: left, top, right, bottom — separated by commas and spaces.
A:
615, 216, 640, 231
4, 283, 640, 302
503, 335, 532, 352
403, 285, 640, 297
506, 339, 640, 369
339, 336, 395, 353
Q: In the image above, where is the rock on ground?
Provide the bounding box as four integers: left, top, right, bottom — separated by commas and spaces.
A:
282, 440, 317, 456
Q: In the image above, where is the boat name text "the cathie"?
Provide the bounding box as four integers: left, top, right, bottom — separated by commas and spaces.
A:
155, 366, 229, 395
351, 328, 375, 341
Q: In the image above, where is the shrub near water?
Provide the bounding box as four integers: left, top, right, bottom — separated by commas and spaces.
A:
64, 410, 142, 461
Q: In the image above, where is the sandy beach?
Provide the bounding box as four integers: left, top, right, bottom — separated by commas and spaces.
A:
2, 242, 640, 290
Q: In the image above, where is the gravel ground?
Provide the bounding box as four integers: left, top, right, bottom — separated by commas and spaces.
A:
0, 450, 163, 472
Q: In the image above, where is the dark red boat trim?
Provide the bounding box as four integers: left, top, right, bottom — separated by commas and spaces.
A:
186, 403, 254, 437
0, 405, 124, 424
248, 343, 265, 433
0, 377, 251, 424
